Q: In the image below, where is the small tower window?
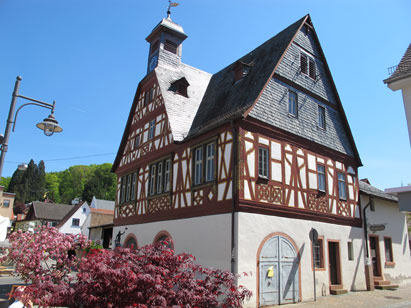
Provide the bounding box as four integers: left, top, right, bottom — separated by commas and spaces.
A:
150, 40, 159, 55
164, 40, 178, 54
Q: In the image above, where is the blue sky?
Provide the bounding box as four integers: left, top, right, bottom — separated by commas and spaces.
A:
0, 0, 410, 191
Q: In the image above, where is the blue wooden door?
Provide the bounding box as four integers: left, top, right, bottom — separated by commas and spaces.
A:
260, 235, 299, 306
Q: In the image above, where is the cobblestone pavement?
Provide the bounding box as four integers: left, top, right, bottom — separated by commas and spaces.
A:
282, 284, 411, 308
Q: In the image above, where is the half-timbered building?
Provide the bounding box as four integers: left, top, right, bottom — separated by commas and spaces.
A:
112, 14, 367, 306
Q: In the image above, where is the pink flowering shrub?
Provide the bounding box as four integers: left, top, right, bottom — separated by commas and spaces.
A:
4, 228, 252, 308
4, 226, 89, 307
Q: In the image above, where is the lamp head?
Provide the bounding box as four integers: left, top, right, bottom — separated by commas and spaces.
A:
36, 114, 62, 136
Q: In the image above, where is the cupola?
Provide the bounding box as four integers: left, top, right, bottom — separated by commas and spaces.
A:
146, 16, 187, 74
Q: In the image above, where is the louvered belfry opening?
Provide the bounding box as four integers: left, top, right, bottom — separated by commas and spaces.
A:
164, 40, 178, 54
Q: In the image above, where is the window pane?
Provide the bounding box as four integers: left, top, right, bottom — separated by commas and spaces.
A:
131, 172, 137, 201
149, 120, 155, 140
120, 177, 126, 203
194, 147, 203, 185
288, 91, 297, 117
157, 161, 163, 194
338, 172, 347, 199
309, 58, 316, 79
318, 105, 326, 129
317, 165, 326, 191
135, 135, 140, 148
164, 159, 171, 192
313, 240, 323, 268
206, 142, 215, 182
149, 165, 156, 195
384, 238, 393, 262
259, 148, 268, 178
300, 54, 308, 74
3, 200, 10, 208
126, 174, 131, 201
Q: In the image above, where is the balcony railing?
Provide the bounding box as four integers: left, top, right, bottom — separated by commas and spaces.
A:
387, 61, 411, 76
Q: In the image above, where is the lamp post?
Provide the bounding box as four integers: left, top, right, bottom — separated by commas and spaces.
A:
0, 76, 63, 178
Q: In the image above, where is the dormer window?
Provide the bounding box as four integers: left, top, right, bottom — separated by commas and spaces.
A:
234, 61, 252, 82
164, 40, 178, 54
170, 77, 189, 97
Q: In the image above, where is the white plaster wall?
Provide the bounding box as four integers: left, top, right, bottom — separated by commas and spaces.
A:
402, 85, 411, 145
361, 195, 411, 284
113, 213, 232, 270
236, 212, 366, 307
89, 227, 103, 243
59, 203, 90, 235
82, 214, 91, 238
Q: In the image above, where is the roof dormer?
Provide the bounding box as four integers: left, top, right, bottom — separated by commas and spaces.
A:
234, 60, 253, 82
169, 77, 190, 97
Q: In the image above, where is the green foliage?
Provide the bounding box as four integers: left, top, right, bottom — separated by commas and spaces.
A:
82, 163, 116, 203
0, 176, 11, 190
7, 161, 116, 204
8, 160, 46, 203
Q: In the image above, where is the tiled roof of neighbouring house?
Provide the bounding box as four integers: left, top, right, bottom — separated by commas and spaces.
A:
359, 180, 398, 203
384, 43, 411, 84
31, 201, 75, 221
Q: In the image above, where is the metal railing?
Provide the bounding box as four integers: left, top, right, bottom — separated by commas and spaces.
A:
387, 61, 411, 76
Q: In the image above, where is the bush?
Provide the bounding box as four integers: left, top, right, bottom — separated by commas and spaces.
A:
4, 228, 252, 308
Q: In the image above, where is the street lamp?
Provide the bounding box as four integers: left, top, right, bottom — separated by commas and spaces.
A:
0, 76, 63, 178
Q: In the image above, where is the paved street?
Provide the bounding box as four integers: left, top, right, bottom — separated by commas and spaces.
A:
0, 275, 410, 307
282, 283, 411, 308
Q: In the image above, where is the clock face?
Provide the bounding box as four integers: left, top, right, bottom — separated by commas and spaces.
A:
148, 55, 158, 72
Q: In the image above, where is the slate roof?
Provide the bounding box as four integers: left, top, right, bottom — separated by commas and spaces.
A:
188, 16, 306, 137
156, 64, 211, 141
384, 43, 411, 84
30, 201, 75, 221
92, 198, 115, 211
359, 181, 398, 203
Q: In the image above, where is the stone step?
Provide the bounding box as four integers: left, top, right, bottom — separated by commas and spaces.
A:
374, 280, 390, 286
375, 284, 399, 290
330, 289, 348, 295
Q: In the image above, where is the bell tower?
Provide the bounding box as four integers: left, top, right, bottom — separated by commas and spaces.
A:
145, 14, 187, 74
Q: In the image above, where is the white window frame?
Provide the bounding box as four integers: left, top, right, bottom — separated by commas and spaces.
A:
194, 147, 203, 185
258, 147, 269, 179
205, 142, 215, 182
317, 164, 326, 192
148, 120, 155, 140
164, 159, 171, 192
318, 105, 326, 129
288, 91, 298, 117
149, 164, 156, 196
131, 172, 137, 201
157, 161, 163, 194
337, 172, 347, 200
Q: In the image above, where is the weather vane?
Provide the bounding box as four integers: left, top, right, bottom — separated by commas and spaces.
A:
167, 0, 179, 19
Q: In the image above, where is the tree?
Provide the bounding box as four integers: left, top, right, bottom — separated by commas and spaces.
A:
82, 163, 116, 203
58, 165, 93, 204
0, 176, 11, 190
45, 173, 61, 203
4, 228, 252, 308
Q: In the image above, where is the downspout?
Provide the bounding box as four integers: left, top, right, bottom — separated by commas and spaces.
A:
362, 195, 374, 291
362, 196, 373, 260
230, 120, 238, 274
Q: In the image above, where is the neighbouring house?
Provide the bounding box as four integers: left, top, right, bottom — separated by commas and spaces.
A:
15, 201, 74, 232
0, 186, 15, 241
81, 197, 115, 247
110, 14, 410, 306
56, 201, 90, 235
87, 208, 114, 249
359, 180, 411, 288
383, 43, 411, 145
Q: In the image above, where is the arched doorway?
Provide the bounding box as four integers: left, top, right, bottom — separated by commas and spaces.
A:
258, 234, 300, 306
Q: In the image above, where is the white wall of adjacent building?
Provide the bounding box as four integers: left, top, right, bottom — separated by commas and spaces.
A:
59, 203, 90, 235
361, 194, 411, 284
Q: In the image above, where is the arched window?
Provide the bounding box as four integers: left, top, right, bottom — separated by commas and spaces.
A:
153, 231, 174, 249
124, 234, 138, 249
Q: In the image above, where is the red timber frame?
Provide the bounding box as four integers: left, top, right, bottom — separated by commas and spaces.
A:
238, 117, 361, 227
